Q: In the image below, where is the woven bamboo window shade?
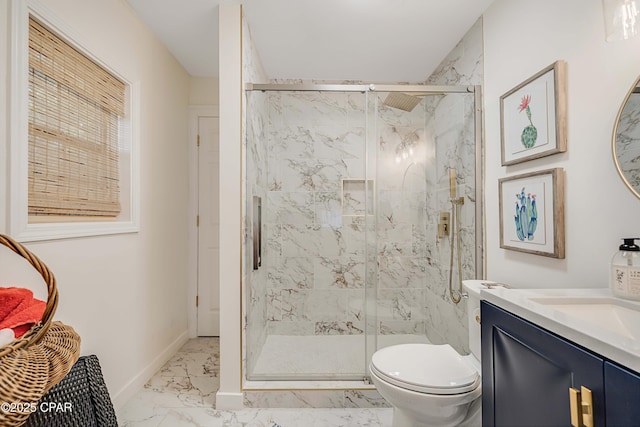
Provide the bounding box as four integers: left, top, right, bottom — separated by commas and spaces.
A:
28, 17, 125, 219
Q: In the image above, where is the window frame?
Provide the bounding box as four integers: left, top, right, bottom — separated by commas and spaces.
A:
9, 0, 140, 242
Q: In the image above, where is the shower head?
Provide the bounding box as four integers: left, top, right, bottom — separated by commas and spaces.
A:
382, 91, 445, 112
382, 92, 422, 112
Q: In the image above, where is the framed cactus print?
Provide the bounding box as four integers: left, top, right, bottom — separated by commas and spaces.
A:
499, 168, 565, 258
500, 61, 567, 166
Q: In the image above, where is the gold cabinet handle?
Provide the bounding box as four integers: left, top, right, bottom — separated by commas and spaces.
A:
569, 387, 582, 427
569, 386, 594, 427
581, 386, 594, 427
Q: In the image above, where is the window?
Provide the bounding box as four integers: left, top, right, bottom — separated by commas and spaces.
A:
9, 1, 139, 242
28, 17, 124, 220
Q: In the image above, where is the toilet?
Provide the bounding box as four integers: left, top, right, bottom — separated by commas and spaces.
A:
369, 280, 486, 427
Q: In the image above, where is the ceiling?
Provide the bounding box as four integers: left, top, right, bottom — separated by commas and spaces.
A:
126, 0, 495, 82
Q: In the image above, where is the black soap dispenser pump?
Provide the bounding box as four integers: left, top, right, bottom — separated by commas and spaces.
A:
610, 238, 640, 300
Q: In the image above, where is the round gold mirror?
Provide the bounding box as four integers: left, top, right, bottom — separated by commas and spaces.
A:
613, 75, 640, 199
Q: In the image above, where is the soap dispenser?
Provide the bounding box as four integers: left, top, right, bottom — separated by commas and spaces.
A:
610, 238, 640, 300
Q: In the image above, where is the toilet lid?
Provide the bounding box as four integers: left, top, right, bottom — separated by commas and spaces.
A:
370, 344, 480, 395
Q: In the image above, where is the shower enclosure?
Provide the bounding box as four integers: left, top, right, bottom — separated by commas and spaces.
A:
244, 83, 482, 382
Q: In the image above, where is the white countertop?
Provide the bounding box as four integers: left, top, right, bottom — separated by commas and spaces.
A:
480, 286, 640, 374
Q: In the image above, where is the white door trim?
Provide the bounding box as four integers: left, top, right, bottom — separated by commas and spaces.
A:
188, 105, 219, 338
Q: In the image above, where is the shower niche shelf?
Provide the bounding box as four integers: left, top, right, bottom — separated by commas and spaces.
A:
341, 179, 374, 217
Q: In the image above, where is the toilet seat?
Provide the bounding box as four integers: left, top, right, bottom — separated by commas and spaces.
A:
370, 343, 480, 395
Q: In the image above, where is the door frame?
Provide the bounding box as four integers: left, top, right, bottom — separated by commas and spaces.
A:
188, 105, 219, 338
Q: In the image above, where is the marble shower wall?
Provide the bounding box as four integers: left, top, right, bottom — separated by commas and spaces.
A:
374, 94, 431, 337
372, 89, 477, 344
245, 91, 270, 376
245, 17, 483, 373
257, 88, 452, 343
262, 91, 369, 337
243, 14, 270, 378
249, 82, 480, 354
421, 18, 483, 353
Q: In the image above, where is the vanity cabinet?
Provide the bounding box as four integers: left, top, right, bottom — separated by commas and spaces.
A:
481, 301, 640, 427
605, 361, 640, 426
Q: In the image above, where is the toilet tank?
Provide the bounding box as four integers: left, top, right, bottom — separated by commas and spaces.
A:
462, 280, 486, 361
463, 280, 509, 361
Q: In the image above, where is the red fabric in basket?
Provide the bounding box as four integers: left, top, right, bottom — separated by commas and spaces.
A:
0, 287, 46, 338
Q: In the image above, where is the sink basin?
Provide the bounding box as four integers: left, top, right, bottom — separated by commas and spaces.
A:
480, 287, 640, 372
529, 297, 640, 341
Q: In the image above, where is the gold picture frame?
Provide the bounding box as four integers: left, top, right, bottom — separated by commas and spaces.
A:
499, 168, 565, 258
500, 61, 567, 166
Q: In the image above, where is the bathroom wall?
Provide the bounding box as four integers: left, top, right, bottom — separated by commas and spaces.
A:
241, 6, 270, 381
260, 91, 368, 340
0, 0, 191, 409
484, 0, 640, 289
245, 92, 269, 375
189, 77, 219, 105
373, 94, 430, 339
419, 18, 483, 353
249, 89, 447, 344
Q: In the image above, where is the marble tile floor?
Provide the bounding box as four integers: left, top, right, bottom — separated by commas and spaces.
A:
117, 337, 393, 426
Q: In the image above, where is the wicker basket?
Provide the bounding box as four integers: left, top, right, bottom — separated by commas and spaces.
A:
0, 234, 81, 427
0, 234, 58, 358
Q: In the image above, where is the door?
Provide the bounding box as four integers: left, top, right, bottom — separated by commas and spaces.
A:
481, 301, 605, 427
197, 116, 220, 336
605, 361, 640, 426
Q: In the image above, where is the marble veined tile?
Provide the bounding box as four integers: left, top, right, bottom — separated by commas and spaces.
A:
143, 375, 218, 408
265, 191, 315, 224
119, 337, 396, 426
268, 125, 315, 160
158, 407, 392, 427
268, 124, 365, 161
377, 256, 427, 289
243, 390, 346, 409
276, 158, 351, 192
252, 335, 365, 376
179, 338, 220, 354
159, 351, 219, 378
314, 256, 365, 289
344, 390, 390, 408
270, 92, 350, 126
314, 192, 342, 227
118, 391, 171, 427
313, 126, 365, 160
267, 257, 314, 289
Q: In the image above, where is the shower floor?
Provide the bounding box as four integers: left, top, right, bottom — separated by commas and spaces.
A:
251, 334, 430, 379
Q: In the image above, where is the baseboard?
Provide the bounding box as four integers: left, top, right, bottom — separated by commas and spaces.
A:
215, 391, 244, 409
111, 329, 190, 411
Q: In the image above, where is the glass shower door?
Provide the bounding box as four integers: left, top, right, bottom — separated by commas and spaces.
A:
365, 87, 479, 377
245, 88, 372, 381
244, 84, 481, 383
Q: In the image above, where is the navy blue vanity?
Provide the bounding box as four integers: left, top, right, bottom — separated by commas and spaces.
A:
481, 300, 640, 426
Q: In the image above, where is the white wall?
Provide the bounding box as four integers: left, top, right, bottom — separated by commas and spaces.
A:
190, 77, 219, 105
484, 0, 640, 288
0, 0, 191, 409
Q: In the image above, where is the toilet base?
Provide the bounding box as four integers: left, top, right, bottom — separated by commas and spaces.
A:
370, 367, 481, 427
391, 401, 480, 427
459, 398, 482, 427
